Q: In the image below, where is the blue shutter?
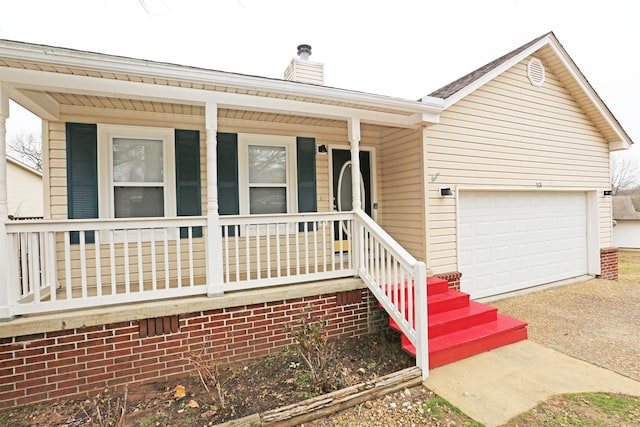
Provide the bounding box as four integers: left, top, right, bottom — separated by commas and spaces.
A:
217, 132, 239, 236
175, 129, 202, 238
66, 123, 98, 244
297, 137, 317, 231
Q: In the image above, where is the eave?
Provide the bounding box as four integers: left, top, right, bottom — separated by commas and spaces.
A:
0, 40, 443, 128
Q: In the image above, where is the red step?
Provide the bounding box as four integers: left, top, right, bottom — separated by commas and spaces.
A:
427, 277, 449, 296
380, 278, 528, 369
401, 314, 528, 368
428, 301, 498, 338
428, 289, 469, 314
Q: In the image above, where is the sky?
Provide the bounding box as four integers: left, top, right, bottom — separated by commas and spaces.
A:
1, 0, 639, 161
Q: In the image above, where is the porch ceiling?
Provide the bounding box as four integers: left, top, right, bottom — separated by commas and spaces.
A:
46, 91, 389, 132
0, 40, 443, 128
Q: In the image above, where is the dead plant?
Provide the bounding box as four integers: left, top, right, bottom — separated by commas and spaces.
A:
285, 305, 339, 393
183, 346, 227, 408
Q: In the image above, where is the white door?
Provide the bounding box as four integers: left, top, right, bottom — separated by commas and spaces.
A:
459, 191, 588, 299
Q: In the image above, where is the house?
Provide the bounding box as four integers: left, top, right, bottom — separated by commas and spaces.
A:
0, 32, 631, 409
6, 155, 43, 219
612, 195, 640, 249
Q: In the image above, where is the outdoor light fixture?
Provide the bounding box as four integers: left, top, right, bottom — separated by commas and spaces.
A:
604, 190, 613, 196
440, 187, 453, 197
317, 144, 328, 153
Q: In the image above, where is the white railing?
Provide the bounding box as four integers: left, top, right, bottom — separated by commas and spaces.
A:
6, 217, 207, 314
219, 212, 356, 291
354, 210, 429, 379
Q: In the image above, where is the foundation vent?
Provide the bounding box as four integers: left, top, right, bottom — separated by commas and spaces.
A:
527, 57, 545, 87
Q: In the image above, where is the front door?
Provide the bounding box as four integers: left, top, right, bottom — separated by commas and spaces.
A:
331, 149, 373, 250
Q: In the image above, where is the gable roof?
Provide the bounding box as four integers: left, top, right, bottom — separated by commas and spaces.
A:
612, 196, 640, 220
423, 31, 633, 150
428, 32, 551, 99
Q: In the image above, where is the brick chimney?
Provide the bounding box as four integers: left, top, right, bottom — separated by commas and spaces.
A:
284, 44, 324, 85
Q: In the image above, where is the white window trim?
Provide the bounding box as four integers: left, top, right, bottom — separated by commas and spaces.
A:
97, 124, 176, 219
237, 133, 298, 215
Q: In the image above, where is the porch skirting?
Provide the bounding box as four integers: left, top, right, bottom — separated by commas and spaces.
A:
0, 278, 388, 410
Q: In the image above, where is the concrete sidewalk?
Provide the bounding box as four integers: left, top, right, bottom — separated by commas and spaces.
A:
424, 340, 640, 427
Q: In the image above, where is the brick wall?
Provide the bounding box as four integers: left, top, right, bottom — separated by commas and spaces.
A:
0, 289, 387, 410
597, 247, 619, 281
435, 272, 462, 290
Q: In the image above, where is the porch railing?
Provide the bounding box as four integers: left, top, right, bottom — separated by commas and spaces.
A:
354, 210, 429, 379
6, 217, 207, 315
219, 212, 356, 291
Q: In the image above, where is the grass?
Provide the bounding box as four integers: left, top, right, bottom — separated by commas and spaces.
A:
424, 396, 485, 427
574, 392, 640, 420
506, 392, 640, 426
617, 250, 640, 284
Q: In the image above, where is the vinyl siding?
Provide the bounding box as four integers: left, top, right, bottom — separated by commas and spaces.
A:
379, 128, 425, 261
7, 160, 43, 217
425, 57, 612, 274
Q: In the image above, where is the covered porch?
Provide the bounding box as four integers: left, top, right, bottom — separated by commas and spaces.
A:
0, 40, 442, 378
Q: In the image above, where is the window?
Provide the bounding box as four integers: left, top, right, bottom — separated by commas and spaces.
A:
98, 125, 176, 218
238, 134, 297, 215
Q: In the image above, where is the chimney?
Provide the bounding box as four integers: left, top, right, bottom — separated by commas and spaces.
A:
284, 44, 325, 85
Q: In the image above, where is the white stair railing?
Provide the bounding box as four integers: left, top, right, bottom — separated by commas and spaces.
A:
354, 210, 429, 379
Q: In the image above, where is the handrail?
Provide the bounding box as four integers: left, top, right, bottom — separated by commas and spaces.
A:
353, 209, 429, 379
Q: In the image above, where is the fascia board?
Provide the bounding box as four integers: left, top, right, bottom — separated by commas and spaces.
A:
0, 66, 423, 127
10, 88, 60, 121
0, 41, 443, 118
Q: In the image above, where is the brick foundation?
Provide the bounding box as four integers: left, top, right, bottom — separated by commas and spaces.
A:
435, 271, 463, 290
0, 289, 387, 410
597, 247, 619, 281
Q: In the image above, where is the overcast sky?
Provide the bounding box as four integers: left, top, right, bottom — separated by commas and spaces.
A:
1, 0, 638, 158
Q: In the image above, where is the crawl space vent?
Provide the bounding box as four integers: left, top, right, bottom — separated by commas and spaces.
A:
527, 58, 545, 87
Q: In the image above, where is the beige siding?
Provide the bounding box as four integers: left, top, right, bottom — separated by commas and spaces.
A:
425, 57, 612, 274
7, 160, 43, 217
379, 128, 425, 261
46, 104, 386, 289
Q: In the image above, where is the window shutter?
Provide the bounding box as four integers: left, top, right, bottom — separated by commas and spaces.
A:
66, 123, 98, 244
217, 132, 239, 236
297, 137, 317, 231
175, 129, 202, 238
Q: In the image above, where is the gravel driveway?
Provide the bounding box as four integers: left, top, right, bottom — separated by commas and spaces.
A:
491, 276, 640, 382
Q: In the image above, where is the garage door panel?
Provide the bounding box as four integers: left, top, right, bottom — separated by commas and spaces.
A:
459, 191, 588, 299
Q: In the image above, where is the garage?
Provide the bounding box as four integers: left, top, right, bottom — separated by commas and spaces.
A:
458, 191, 589, 299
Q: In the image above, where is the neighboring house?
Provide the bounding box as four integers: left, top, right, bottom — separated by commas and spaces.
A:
6, 155, 43, 218
0, 32, 632, 408
612, 195, 640, 248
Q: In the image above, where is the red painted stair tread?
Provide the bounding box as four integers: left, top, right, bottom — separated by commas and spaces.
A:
381, 278, 528, 368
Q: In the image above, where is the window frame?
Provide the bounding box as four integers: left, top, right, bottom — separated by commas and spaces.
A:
237, 133, 298, 216
97, 124, 176, 219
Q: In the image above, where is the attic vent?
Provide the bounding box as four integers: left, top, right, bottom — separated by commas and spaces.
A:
527, 58, 545, 87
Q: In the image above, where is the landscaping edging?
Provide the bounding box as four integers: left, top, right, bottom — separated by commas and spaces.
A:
214, 366, 422, 427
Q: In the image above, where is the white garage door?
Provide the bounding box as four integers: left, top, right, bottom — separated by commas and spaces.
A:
459, 191, 588, 299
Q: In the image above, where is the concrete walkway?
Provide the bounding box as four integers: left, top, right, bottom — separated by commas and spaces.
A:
424, 340, 640, 427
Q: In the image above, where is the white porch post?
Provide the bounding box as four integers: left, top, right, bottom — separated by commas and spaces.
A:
414, 261, 429, 379
205, 102, 224, 296
0, 84, 13, 319
348, 118, 362, 275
